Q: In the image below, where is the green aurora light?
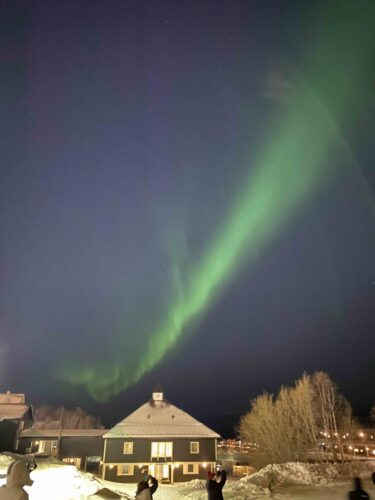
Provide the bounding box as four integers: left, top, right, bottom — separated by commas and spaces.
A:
58, 3, 375, 401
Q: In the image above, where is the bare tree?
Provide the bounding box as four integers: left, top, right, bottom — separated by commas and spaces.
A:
239, 392, 289, 462
312, 371, 348, 461
370, 404, 375, 423
34, 405, 102, 429
239, 371, 353, 464
289, 373, 319, 455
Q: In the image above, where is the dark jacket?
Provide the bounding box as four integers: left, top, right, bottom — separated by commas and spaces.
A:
348, 489, 370, 500
348, 478, 369, 500
206, 470, 226, 500
135, 475, 158, 499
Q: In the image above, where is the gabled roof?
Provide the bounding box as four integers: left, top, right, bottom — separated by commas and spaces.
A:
0, 404, 30, 420
104, 398, 220, 439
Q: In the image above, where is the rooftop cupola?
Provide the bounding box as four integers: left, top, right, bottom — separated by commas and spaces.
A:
152, 384, 164, 402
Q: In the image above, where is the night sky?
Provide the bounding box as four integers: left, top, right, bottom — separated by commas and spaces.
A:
1, 0, 374, 429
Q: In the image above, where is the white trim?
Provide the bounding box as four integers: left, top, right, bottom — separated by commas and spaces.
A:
190, 441, 199, 454
123, 441, 134, 454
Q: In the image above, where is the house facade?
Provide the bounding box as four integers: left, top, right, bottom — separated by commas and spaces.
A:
101, 387, 220, 483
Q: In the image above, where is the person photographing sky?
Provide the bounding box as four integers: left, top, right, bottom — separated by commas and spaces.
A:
207, 467, 226, 500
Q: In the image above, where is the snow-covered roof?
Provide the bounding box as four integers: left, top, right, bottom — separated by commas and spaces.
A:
20, 429, 107, 438
104, 395, 220, 439
0, 404, 30, 420
0, 392, 25, 404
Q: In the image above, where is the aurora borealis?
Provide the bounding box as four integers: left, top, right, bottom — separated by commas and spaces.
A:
1, 0, 375, 420
58, 3, 375, 402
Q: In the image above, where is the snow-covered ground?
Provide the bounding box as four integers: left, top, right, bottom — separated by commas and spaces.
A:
1, 454, 374, 499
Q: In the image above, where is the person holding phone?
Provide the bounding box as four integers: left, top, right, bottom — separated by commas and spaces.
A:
206, 466, 226, 500
135, 474, 158, 499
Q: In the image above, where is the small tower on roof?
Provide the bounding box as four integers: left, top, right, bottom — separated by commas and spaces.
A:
152, 383, 164, 402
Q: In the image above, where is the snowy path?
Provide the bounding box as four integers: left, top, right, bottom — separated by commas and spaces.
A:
2, 455, 375, 499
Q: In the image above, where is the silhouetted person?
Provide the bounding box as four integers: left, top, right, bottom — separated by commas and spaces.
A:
0, 461, 33, 500
348, 477, 369, 500
372, 471, 375, 485
207, 468, 226, 500
135, 474, 158, 499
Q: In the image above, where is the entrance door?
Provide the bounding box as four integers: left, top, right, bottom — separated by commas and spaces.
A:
154, 464, 170, 482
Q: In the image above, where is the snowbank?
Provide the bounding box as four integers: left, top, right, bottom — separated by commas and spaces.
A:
242, 461, 375, 489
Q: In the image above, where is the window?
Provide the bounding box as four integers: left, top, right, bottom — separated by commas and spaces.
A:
118, 464, 134, 476
183, 463, 199, 474
38, 441, 46, 453
51, 440, 58, 455
123, 442, 134, 454
151, 442, 173, 458
190, 441, 199, 454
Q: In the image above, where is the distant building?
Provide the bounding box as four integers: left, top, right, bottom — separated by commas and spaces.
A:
0, 391, 34, 452
18, 428, 106, 471
101, 386, 220, 483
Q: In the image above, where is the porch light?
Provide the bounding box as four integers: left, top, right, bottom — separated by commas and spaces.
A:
202, 463, 207, 468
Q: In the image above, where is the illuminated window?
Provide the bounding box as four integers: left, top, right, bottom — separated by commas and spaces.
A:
190, 441, 199, 454
51, 440, 58, 450
118, 464, 134, 475
183, 463, 199, 474
151, 442, 173, 458
162, 464, 169, 479
38, 441, 46, 453
123, 442, 134, 454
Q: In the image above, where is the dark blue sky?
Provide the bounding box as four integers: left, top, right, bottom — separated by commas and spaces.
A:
1, 0, 374, 427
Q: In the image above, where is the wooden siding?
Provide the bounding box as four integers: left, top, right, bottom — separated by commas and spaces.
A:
102, 462, 213, 483
104, 437, 216, 463
60, 436, 104, 458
